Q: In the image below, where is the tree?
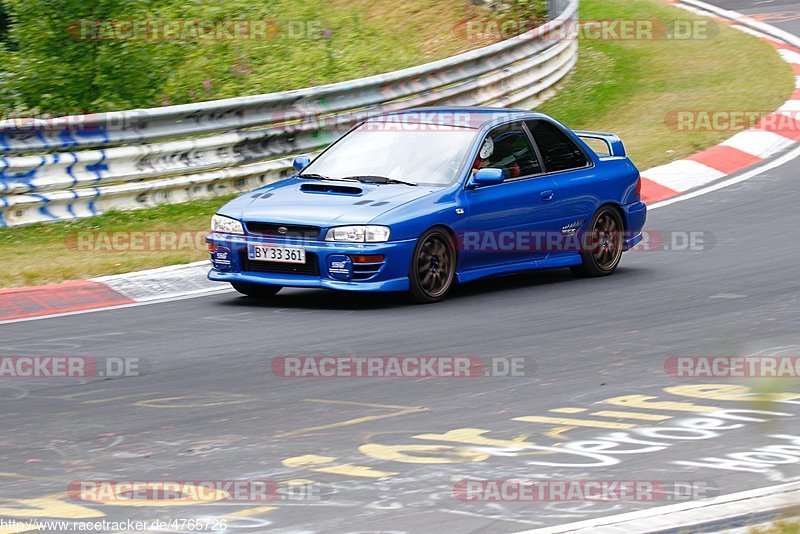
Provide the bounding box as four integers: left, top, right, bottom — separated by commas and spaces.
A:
0, 0, 187, 112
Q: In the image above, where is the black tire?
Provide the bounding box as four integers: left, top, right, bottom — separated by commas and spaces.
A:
231, 282, 282, 298
570, 206, 624, 278
409, 228, 457, 304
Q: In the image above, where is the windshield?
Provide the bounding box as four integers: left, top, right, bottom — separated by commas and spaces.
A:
302, 122, 477, 186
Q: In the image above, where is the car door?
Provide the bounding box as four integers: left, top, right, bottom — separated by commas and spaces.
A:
525, 119, 598, 247
462, 121, 560, 271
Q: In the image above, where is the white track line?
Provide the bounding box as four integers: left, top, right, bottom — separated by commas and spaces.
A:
517, 481, 800, 534
0, 287, 233, 326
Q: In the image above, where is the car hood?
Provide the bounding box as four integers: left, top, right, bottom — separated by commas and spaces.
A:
219, 177, 437, 226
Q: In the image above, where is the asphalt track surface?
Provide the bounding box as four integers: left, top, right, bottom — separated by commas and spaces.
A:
2, 2, 800, 533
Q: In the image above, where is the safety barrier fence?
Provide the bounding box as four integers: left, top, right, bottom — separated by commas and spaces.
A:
0, 0, 578, 226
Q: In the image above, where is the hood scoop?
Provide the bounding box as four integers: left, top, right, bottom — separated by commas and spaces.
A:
300, 183, 363, 196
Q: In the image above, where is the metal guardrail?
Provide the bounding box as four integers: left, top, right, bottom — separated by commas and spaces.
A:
0, 0, 578, 227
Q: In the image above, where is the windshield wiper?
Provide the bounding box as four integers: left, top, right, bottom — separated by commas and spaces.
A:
347, 175, 418, 186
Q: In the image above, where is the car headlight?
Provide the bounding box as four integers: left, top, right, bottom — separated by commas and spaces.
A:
325, 225, 391, 243
211, 214, 245, 235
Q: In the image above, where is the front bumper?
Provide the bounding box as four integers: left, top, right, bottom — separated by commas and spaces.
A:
206, 233, 416, 292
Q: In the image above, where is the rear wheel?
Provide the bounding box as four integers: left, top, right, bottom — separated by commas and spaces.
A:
409, 228, 456, 304
570, 206, 624, 277
231, 282, 282, 298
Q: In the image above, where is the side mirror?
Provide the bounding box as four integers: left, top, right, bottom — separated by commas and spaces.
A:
293, 156, 311, 172
470, 168, 505, 187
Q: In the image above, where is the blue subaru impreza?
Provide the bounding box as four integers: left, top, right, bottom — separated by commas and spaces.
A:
207, 107, 646, 303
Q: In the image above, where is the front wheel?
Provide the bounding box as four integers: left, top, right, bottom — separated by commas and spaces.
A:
409, 228, 456, 304
570, 206, 624, 278
231, 282, 282, 298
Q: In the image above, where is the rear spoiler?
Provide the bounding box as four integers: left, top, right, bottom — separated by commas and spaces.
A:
573, 131, 626, 158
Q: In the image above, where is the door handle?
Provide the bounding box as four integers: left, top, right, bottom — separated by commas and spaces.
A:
540, 190, 555, 201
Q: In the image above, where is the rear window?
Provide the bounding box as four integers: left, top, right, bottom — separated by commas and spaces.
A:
526, 120, 589, 173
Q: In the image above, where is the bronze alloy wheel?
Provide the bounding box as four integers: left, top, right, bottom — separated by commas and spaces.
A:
409, 228, 456, 303
571, 206, 624, 277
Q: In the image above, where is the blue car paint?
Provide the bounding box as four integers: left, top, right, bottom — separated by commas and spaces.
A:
207, 107, 647, 292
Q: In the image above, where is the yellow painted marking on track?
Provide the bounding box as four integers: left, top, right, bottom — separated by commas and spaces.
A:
39, 390, 148, 402
279, 479, 315, 485
303, 399, 427, 410
413, 428, 535, 449
549, 407, 587, 414
591, 410, 673, 421
275, 399, 428, 438
133, 393, 252, 409
511, 415, 635, 429
282, 454, 336, 466
39, 390, 153, 405
359, 443, 489, 464
598, 394, 718, 412
544, 427, 577, 440
412, 428, 559, 456
665, 384, 800, 403
81, 394, 154, 405
226, 505, 277, 517
76, 482, 229, 507
282, 454, 397, 478
0, 472, 38, 480
0, 497, 104, 519
39, 390, 113, 400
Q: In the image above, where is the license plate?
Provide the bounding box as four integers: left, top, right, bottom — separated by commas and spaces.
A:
248, 244, 306, 264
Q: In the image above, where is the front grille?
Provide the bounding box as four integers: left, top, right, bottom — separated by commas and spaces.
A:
245, 222, 321, 239
242, 252, 320, 276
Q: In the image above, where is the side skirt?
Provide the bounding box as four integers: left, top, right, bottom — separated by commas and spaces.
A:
456, 254, 583, 284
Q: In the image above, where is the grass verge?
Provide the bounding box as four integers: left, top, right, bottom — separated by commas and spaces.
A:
0, 0, 493, 110
0, 0, 794, 288
539, 0, 794, 170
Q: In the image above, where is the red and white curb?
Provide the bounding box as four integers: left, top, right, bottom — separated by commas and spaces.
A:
640, 0, 800, 204
2, 0, 799, 325
0, 262, 223, 323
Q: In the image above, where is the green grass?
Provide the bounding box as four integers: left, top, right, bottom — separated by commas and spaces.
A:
0, 197, 236, 287
539, 0, 793, 169
0, 0, 500, 111
752, 520, 800, 533
0, 0, 794, 288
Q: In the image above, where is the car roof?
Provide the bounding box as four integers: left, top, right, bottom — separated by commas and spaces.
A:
368, 107, 550, 130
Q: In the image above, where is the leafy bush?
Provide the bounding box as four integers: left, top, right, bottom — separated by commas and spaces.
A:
0, 0, 499, 113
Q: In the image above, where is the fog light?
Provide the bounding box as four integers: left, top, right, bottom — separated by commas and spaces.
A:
349, 254, 384, 264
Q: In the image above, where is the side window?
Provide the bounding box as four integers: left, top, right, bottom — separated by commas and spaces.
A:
473, 123, 543, 179
525, 120, 589, 172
